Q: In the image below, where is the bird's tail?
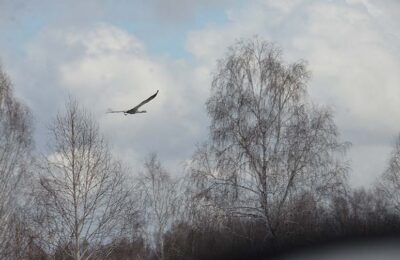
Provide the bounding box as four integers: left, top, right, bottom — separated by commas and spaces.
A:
106, 108, 126, 114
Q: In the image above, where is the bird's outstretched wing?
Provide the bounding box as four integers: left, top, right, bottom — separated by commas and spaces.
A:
127, 90, 159, 113
106, 108, 126, 114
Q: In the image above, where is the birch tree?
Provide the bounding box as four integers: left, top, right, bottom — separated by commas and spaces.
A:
378, 134, 400, 215
34, 99, 133, 260
0, 67, 33, 258
138, 154, 182, 260
190, 38, 348, 238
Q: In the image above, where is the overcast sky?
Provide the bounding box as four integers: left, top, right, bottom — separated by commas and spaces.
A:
1, 0, 399, 186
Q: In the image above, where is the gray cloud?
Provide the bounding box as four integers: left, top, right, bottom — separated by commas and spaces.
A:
149, 0, 230, 22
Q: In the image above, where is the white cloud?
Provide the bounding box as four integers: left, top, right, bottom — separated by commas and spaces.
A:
346, 0, 383, 16
64, 25, 145, 56
7, 24, 210, 172
293, 2, 400, 133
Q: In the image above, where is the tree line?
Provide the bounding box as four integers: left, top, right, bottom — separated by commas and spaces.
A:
1, 38, 400, 259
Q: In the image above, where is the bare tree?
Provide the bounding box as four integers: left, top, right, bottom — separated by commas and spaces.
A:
377, 134, 400, 215
33, 99, 134, 260
138, 154, 182, 260
0, 67, 33, 258
190, 38, 348, 239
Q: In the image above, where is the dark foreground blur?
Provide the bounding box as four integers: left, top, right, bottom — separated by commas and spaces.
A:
278, 237, 400, 260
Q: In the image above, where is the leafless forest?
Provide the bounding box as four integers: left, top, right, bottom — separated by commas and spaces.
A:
2, 39, 400, 260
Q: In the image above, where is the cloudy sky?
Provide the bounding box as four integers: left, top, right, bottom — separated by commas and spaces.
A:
1, 0, 399, 186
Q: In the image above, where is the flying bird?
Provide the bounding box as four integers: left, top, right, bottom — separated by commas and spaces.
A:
107, 90, 159, 115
